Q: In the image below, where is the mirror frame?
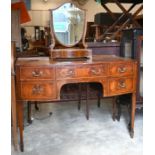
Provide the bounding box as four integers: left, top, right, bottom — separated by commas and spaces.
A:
50, 2, 87, 49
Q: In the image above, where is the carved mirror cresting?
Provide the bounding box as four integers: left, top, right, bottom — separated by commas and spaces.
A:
50, 2, 92, 61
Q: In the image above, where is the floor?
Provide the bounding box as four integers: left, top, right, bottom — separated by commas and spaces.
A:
12, 98, 143, 155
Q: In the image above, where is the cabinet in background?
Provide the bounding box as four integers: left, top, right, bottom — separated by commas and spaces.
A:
120, 28, 143, 106
113, 28, 143, 121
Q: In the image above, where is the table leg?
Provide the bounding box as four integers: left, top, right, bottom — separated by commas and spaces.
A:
129, 93, 136, 138
116, 99, 121, 121
112, 97, 117, 121
27, 101, 32, 124
86, 83, 89, 120
11, 76, 18, 150
97, 91, 101, 108
17, 101, 24, 152
78, 83, 81, 110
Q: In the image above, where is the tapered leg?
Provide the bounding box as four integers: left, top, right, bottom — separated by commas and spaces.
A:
34, 102, 39, 111
129, 93, 136, 138
86, 84, 89, 120
112, 97, 117, 121
17, 101, 24, 152
27, 101, 32, 124
116, 99, 121, 121
97, 91, 101, 108
78, 84, 81, 110
11, 76, 18, 150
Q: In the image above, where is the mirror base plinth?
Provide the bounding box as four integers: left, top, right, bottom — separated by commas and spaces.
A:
50, 49, 92, 61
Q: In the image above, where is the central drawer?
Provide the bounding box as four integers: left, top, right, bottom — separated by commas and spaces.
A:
20, 81, 56, 100
20, 67, 55, 80
76, 64, 108, 78
56, 64, 108, 79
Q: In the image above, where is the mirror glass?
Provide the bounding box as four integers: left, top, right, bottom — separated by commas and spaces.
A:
52, 3, 85, 46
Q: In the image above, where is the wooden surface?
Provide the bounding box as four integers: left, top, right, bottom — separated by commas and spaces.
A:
11, 42, 18, 150
15, 54, 137, 151
87, 42, 120, 56
96, 0, 142, 4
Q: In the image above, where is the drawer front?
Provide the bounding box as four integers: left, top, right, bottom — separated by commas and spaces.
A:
56, 67, 76, 79
56, 64, 108, 79
109, 63, 133, 76
20, 82, 56, 99
77, 64, 108, 78
109, 77, 133, 95
20, 67, 55, 80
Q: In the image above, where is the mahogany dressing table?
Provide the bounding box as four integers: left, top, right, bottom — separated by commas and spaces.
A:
15, 2, 137, 152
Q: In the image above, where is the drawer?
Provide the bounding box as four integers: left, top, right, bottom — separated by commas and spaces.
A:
109, 77, 133, 95
20, 81, 56, 100
109, 63, 133, 76
77, 64, 108, 78
56, 64, 108, 79
20, 67, 55, 80
56, 66, 76, 79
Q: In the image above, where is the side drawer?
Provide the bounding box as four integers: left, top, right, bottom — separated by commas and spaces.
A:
109, 63, 133, 76
20, 81, 56, 100
108, 77, 133, 95
20, 67, 55, 80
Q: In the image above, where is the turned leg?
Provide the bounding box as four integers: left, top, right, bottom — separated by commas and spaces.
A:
112, 97, 117, 121
86, 83, 89, 120
129, 93, 136, 138
17, 101, 24, 152
78, 83, 81, 110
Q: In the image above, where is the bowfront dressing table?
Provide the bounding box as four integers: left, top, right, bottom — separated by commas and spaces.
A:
15, 2, 137, 152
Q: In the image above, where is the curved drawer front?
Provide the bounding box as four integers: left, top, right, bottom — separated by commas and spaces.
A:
109, 77, 133, 95
109, 63, 133, 76
20, 67, 55, 80
20, 82, 56, 100
56, 64, 108, 79
77, 64, 108, 78
56, 66, 76, 79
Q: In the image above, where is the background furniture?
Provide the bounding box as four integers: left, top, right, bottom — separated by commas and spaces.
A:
11, 1, 31, 52
113, 28, 143, 121
11, 10, 22, 51
87, 42, 120, 56
120, 28, 143, 105
94, 0, 143, 41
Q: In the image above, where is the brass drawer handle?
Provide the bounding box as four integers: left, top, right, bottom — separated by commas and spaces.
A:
32, 70, 43, 77
32, 85, 44, 94
118, 67, 127, 73
90, 68, 100, 75
118, 81, 126, 88
66, 69, 75, 77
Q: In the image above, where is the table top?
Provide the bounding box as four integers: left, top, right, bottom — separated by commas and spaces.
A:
16, 55, 136, 66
